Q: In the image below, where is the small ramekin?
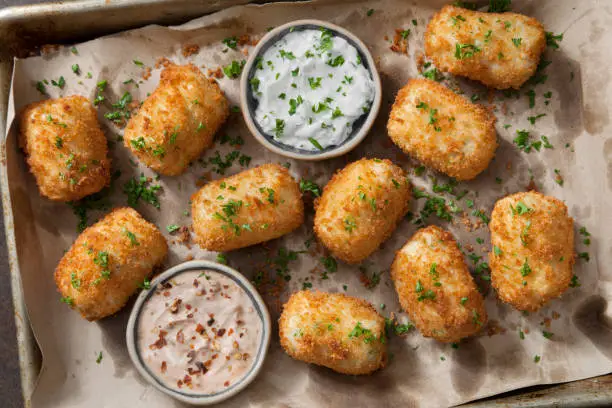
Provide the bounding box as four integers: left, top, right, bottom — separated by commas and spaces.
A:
240, 19, 382, 160
126, 260, 271, 405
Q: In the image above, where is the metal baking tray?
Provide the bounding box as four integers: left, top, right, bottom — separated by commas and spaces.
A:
1, 1, 610, 407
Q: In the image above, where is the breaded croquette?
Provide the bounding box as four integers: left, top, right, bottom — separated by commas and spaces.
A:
191, 164, 304, 252
489, 191, 574, 312
124, 63, 229, 175
279, 291, 387, 375
314, 158, 411, 264
387, 79, 497, 181
19, 95, 111, 201
425, 5, 546, 89
391, 225, 487, 343
55, 207, 168, 321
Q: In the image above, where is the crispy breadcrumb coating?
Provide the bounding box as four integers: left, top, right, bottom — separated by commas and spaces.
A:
387, 78, 497, 181
19, 95, 110, 201
55, 207, 168, 321
489, 191, 574, 312
279, 291, 386, 375
391, 225, 487, 343
425, 5, 546, 89
191, 164, 304, 252
124, 63, 229, 175
314, 158, 411, 264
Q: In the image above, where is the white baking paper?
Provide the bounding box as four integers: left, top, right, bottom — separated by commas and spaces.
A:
5, 1, 612, 407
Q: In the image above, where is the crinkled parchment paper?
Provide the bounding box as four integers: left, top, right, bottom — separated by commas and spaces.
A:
5, 0, 612, 407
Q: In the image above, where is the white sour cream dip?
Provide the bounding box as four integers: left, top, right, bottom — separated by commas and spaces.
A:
137, 270, 263, 394
250, 28, 375, 151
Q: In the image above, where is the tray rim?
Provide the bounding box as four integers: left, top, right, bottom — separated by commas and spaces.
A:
0, 1, 610, 407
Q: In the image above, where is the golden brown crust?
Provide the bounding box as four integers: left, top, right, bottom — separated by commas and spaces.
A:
54, 207, 168, 321
387, 78, 497, 181
391, 225, 487, 343
489, 191, 574, 312
124, 63, 229, 175
425, 5, 546, 89
278, 290, 386, 375
19, 95, 110, 201
313, 158, 411, 264
191, 163, 304, 251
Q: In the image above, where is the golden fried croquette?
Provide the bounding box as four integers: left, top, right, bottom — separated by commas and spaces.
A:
387, 78, 497, 181
19, 95, 111, 201
192, 163, 304, 252
391, 225, 487, 343
279, 291, 386, 375
55, 207, 167, 321
124, 63, 229, 175
314, 158, 411, 264
425, 5, 546, 89
489, 191, 574, 312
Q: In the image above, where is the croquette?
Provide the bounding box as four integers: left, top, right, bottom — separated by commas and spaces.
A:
387, 78, 497, 181
489, 191, 574, 312
19, 95, 111, 201
279, 290, 387, 375
55, 207, 168, 321
391, 225, 487, 343
191, 163, 304, 252
124, 63, 229, 175
425, 5, 546, 89
314, 158, 411, 264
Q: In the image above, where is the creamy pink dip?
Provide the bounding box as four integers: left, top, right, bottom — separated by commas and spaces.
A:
137, 270, 263, 394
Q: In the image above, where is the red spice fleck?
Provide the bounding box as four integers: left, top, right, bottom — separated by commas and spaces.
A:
207, 68, 224, 79
228, 328, 234, 336
195, 324, 205, 335
224, 381, 230, 387
182, 43, 200, 58
149, 330, 168, 350
177, 379, 183, 388
170, 298, 182, 314
212, 354, 218, 360
185, 304, 192, 310
193, 279, 199, 288
217, 328, 226, 337
207, 318, 215, 326
161, 361, 167, 373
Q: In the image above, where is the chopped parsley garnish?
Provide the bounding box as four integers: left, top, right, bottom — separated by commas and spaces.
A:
124, 229, 139, 246
216, 253, 228, 265
321, 256, 338, 274
344, 215, 357, 232
308, 77, 322, 89
493, 246, 503, 256
511, 201, 533, 216
512, 38, 522, 47
60, 296, 74, 306
250, 77, 260, 92
308, 137, 324, 151
223, 60, 245, 79
96, 352, 103, 364
279, 49, 296, 60
366, 8, 374, 16
166, 224, 180, 233
36, 81, 46, 95
349, 322, 378, 343
71, 64, 80, 74
569, 275, 581, 288
542, 331, 554, 339
275, 119, 285, 137
51, 76, 66, 89
133, 60, 144, 67
528, 113, 546, 125
288, 96, 303, 115
578, 252, 590, 262
455, 43, 481, 59
70, 272, 81, 289
520, 220, 532, 246
422, 67, 444, 82
460, 297, 468, 305
123, 173, 162, 209
222, 36, 238, 49
554, 169, 564, 186
299, 179, 321, 197
545, 32, 563, 49
327, 55, 345, 67
400, 29, 410, 39
520, 258, 532, 277
526, 89, 536, 108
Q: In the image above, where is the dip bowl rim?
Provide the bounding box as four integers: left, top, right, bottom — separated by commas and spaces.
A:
125, 259, 272, 405
240, 18, 382, 161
